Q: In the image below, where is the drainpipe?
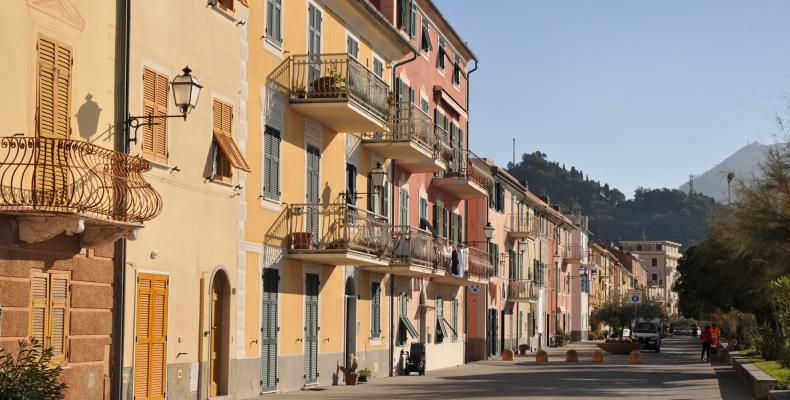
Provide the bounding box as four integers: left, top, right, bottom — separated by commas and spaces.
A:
388, 49, 418, 378
112, 0, 131, 398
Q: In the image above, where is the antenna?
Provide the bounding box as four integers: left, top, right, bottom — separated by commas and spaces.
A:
512, 138, 516, 165
688, 174, 695, 194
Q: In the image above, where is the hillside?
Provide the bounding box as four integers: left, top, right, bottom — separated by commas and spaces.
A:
507, 151, 720, 248
679, 142, 769, 202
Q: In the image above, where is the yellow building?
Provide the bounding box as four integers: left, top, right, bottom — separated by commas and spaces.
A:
242, 0, 413, 394
121, 0, 250, 398
0, 1, 159, 399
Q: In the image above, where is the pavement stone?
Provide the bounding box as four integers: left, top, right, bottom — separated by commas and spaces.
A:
263, 336, 751, 399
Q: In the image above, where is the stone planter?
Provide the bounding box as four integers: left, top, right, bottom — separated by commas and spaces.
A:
596, 342, 644, 355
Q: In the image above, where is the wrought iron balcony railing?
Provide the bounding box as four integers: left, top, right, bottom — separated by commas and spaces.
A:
269, 53, 391, 126
284, 203, 394, 260
392, 226, 438, 268
562, 245, 584, 261
0, 136, 162, 223
439, 148, 492, 189
468, 246, 494, 279
506, 213, 539, 238
362, 102, 446, 155
507, 279, 539, 301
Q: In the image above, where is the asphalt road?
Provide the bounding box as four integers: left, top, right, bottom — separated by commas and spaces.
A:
268, 336, 751, 399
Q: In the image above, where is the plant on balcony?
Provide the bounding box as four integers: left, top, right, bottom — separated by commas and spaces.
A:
291, 232, 312, 249
0, 338, 67, 400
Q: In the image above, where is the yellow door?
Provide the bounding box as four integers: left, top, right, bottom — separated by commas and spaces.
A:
133, 274, 168, 400
209, 280, 223, 396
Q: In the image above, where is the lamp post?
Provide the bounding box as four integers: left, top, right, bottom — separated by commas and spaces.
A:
127, 66, 203, 144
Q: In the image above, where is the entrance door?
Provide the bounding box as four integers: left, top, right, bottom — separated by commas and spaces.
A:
487, 309, 498, 357
304, 274, 320, 384
305, 145, 320, 247
261, 269, 279, 393
344, 278, 356, 367
133, 273, 168, 400
307, 4, 322, 87
209, 273, 229, 396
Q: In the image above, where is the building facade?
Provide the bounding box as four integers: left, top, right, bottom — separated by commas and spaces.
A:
620, 240, 682, 315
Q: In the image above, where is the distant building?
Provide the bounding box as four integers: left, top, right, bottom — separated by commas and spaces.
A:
619, 241, 682, 315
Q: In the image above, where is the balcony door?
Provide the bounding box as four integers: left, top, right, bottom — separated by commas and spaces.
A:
307, 4, 322, 88
304, 273, 320, 385
306, 145, 320, 247
260, 268, 279, 393
344, 278, 356, 369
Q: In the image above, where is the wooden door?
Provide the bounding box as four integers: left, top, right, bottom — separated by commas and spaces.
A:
133, 274, 168, 400
209, 277, 224, 396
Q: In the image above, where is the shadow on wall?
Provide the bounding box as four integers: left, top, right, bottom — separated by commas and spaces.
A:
76, 93, 110, 142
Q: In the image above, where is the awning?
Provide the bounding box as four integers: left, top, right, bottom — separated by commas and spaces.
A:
433, 87, 467, 120
400, 315, 418, 338
213, 129, 251, 172
436, 317, 449, 338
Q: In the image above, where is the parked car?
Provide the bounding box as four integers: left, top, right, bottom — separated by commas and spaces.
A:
633, 321, 662, 352
672, 327, 685, 336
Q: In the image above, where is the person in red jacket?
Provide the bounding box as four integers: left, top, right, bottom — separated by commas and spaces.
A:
700, 325, 711, 361
710, 323, 721, 348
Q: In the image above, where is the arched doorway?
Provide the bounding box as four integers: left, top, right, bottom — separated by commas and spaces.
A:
344, 277, 356, 367
209, 270, 230, 396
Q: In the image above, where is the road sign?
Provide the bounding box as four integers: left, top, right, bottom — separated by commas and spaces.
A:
469, 284, 480, 294
629, 292, 643, 304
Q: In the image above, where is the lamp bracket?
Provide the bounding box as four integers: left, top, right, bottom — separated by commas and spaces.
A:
126, 113, 187, 145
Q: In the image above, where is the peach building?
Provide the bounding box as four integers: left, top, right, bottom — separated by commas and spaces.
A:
620, 240, 682, 315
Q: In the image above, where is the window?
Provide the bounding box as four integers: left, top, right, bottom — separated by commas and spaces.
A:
420, 19, 432, 52
29, 272, 69, 363
141, 67, 168, 162
398, 292, 417, 345
265, 0, 283, 47
651, 258, 657, 267
437, 37, 446, 71
518, 311, 523, 339
452, 56, 461, 85
263, 126, 281, 200
408, 87, 415, 104
399, 188, 409, 226
636, 244, 643, 251
489, 242, 499, 276
373, 57, 384, 78
436, 297, 447, 343
656, 244, 663, 251
451, 299, 458, 341
508, 250, 517, 279
419, 198, 427, 223
491, 182, 505, 212
37, 36, 72, 141
212, 100, 251, 182
410, 2, 417, 37
346, 163, 357, 205
380, 178, 389, 218
652, 273, 658, 282
420, 98, 429, 114
399, 0, 414, 34
371, 282, 381, 338
346, 35, 359, 59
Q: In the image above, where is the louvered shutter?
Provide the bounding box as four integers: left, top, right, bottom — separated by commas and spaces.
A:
457, 214, 463, 244
134, 273, 168, 400
37, 37, 57, 138
265, 0, 273, 38
410, 2, 417, 37
48, 273, 69, 363
266, 0, 282, 45
371, 283, 381, 338
448, 211, 454, 242
367, 173, 374, 212
380, 180, 389, 219
432, 204, 438, 237
452, 299, 458, 340
134, 275, 152, 399
261, 268, 279, 392
304, 274, 319, 384
264, 126, 281, 200
30, 273, 49, 348
142, 68, 169, 162
150, 275, 168, 399
399, 0, 408, 30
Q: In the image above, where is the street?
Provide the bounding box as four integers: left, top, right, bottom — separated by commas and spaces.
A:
271, 336, 751, 400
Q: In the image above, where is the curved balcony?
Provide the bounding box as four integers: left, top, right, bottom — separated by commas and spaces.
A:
507, 279, 539, 303
506, 213, 539, 240
0, 136, 162, 245
467, 246, 494, 283
386, 226, 445, 276
432, 149, 491, 199
269, 53, 391, 132
283, 203, 393, 267
362, 102, 446, 173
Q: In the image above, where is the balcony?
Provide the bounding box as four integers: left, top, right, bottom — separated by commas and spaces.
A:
282, 203, 393, 267
432, 149, 491, 199
386, 226, 446, 276
269, 53, 391, 133
562, 245, 584, 262
0, 136, 161, 246
506, 213, 539, 240
507, 279, 539, 302
361, 102, 445, 173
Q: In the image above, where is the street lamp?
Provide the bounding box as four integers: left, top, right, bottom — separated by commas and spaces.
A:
483, 222, 495, 240
370, 162, 386, 191
518, 238, 527, 253
127, 65, 203, 145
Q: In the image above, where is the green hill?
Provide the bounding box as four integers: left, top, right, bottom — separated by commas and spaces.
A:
506, 151, 720, 248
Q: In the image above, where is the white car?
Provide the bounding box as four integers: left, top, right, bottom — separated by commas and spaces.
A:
633, 321, 662, 352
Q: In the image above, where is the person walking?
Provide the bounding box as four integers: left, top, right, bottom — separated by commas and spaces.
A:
709, 323, 721, 361
700, 325, 711, 361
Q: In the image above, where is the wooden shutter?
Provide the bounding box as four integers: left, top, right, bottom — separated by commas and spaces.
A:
142, 68, 169, 162
261, 269, 279, 392
29, 273, 49, 348
212, 100, 250, 173
264, 126, 281, 199
48, 273, 69, 363
134, 273, 168, 400
37, 36, 72, 139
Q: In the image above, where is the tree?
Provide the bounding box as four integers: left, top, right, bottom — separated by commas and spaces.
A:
0, 338, 67, 400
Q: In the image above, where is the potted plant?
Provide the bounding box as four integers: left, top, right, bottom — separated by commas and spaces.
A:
291, 232, 312, 249
518, 344, 529, 355
340, 356, 359, 385
358, 368, 372, 383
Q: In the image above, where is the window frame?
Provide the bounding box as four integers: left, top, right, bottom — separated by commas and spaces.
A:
265, 0, 283, 48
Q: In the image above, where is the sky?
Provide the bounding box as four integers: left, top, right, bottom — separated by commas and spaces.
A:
434, 0, 790, 197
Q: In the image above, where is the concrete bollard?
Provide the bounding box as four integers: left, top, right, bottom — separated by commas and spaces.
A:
565, 349, 578, 362
629, 350, 642, 364
591, 349, 605, 363
536, 349, 548, 363
502, 348, 514, 361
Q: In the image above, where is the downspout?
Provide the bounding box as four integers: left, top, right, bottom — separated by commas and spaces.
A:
464, 57, 480, 359
112, 0, 131, 398
388, 48, 417, 377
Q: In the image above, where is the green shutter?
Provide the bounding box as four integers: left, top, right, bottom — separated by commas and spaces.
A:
452, 299, 458, 340
261, 269, 279, 392
410, 2, 417, 37
371, 283, 381, 338
264, 126, 281, 200
304, 274, 319, 384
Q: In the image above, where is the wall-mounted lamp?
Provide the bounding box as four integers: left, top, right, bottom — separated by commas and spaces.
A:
518, 238, 527, 253
483, 221, 495, 240
127, 66, 203, 144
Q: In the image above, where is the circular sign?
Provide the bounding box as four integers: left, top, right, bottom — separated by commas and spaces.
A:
469, 284, 480, 294
630, 293, 642, 303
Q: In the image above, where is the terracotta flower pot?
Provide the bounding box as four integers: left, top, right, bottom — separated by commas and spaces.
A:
292, 232, 312, 249
345, 372, 359, 385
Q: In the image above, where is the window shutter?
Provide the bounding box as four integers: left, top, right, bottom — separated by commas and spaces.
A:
37, 37, 72, 139
150, 275, 168, 398
380, 180, 389, 219
30, 273, 49, 348
432, 204, 438, 236
271, 130, 281, 199
134, 273, 168, 399
142, 68, 169, 162
48, 273, 69, 363
410, 2, 417, 37
452, 299, 458, 339
265, 0, 273, 38
457, 214, 463, 244
273, 0, 282, 44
